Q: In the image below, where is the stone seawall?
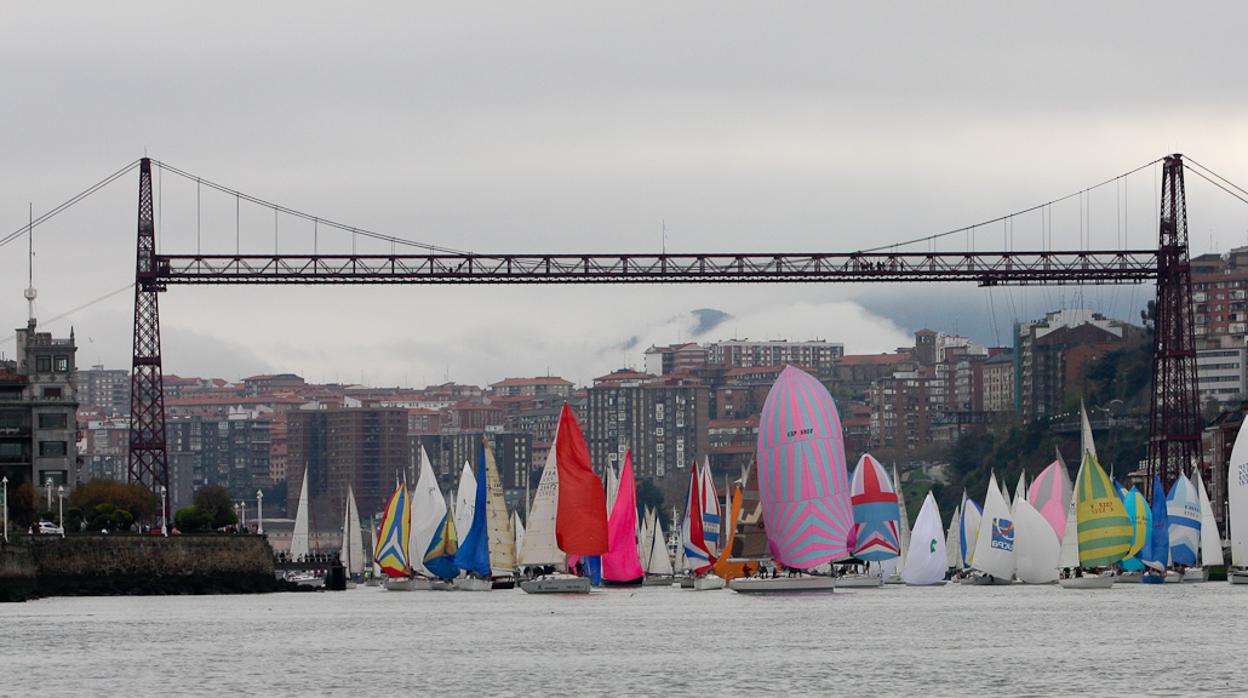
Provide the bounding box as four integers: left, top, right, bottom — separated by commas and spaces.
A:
0, 535, 281, 601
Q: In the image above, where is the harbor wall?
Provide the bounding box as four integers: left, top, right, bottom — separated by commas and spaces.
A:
0, 534, 281, 601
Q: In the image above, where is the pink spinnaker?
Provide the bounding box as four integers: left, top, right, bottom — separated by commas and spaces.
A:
602, 451, 644, 583
1027, 459, 1073, 540
757, 365, 853, 568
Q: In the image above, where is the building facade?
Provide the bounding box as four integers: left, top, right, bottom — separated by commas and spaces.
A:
0, 322, 79, 490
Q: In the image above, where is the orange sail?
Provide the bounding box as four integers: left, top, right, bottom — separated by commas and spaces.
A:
713, 481, 758, 581
554, 404, 609, 555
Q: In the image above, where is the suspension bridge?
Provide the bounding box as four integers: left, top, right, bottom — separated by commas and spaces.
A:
7, 152, 1245, 514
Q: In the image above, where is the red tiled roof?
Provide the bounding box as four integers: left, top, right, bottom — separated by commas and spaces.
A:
490, 376, 572, 387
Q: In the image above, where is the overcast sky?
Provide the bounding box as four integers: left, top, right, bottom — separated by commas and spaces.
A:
1, 2, 1246, 386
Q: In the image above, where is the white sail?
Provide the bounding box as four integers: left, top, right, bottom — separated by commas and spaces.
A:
1013, 496, 1059, 583
484, 439, 516, 574
700, 458, 721, 559
453, 460, 477, 542
1012, 470, 1027, 512
290, 467, 310, 559
648, 513, 674, 576
517, 437, 565, 568
1057, 461, 1083, 569
409, 446, 446, 576
342, 485, 365, 576
1196, 472, 1224, 567
901, 492, 947, 585
894, 464, 911, 569
971, 472, 1016, 580
959, 491, 982, 567
1080, 400, 1098, 462
945, 503, 961, 570
605, 462, 619, 513
513, 512, 526, 559
1230, 418, 1248, 567
638, 507, 653, 569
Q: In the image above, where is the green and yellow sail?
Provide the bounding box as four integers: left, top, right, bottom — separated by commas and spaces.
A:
1074, 452, 1132, 566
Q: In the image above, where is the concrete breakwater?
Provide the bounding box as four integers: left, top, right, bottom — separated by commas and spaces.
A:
0, 534, 283, 602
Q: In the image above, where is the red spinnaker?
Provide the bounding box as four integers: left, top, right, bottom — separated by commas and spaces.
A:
554, 404, 609, 555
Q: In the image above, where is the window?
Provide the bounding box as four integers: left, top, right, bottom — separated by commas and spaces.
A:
42, 387, 62, 399
655, 427, 664, 437
39, 440, 68, 457
0, 442, 25, 461
36, 356, 51, 373
54, 355, 69, 372
38, 413, 68, 429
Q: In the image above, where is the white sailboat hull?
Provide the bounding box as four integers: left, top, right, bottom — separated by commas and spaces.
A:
1182, 567, 1209, 583
883, 573, 904, 585
729, 576, 836, 593
383, 578, 415, 591
1229, 569, 1248, 585
452, 577, 493, 592
836, 574, 884, 588
691, 574, 725, 591
903, 579, 947, 587
520, 575, 592, 594
1058, 575, 1115, 589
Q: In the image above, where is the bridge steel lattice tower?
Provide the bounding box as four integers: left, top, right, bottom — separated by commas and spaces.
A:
126, 158, 170, 516
1146, 154, 1202, 496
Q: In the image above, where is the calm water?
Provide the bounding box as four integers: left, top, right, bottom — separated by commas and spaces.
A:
4, 582, 1245, 696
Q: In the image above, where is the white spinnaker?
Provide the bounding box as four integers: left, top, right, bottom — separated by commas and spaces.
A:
1013, 497, 1059, 584
1196, 472, 1224, 567
409, 446, 446, 576
901, 492, 947, 586
971, 472, 1016, 579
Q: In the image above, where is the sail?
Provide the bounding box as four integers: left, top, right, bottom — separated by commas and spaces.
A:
554, 404, 609, 555
409, 446, 446, 577
757, 365, 854, 568
513, 512, 526, 561
453, 460, 477, 543
1074, 452, 1131, 567
603, 450, 645, 583
681, 464, 714, 574
849, 454, 901, 561
1141, 475, 1170, 571
959, 494, 983, 568
342, 486, 365, 576
648, 513, 674, 575
374, 482, 411, 577
1231, 417, 1248, 567
1012, 470, 1027, 511
453, 448, 492, 577
422, 496, 459, 580
290, 467, 310, 560
482, 437, 516, 575
1013, 496, 1058, 583
900, 492, 947, 585
1120, 488, 1150, 572
1196, 473, 1224, 567
1027, 459, 1072, 540
1079, 400, 1098, 462
700, 458, 722, 558
605, 462, 619, 513
945, 503, 961, 569
519, 436, 565, 567
638, 508, 653, 570
1166, 474, 1201, 567
894, 464, 911, 569
971, 472, 1015, 579
713, 482, 747, 579
1057, 495, 1080, 569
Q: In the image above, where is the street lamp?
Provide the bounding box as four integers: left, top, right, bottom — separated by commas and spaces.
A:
45, 477, 52, 512
2, 476, 8, 543
256, 489, 264, 534
57, 486, 64, 537
240, 500, 247, 530
159, 485, 168, 537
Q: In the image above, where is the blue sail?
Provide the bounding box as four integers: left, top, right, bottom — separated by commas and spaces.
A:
1140, 475, 1169, 572
1166, 474, 1201, 567
453, 446, 492, 577
422, 510, 459, 580
586, 555, 602, 585
1120, 487, 1149, 572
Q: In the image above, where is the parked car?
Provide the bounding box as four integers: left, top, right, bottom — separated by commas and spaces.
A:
36, 521, 64, 535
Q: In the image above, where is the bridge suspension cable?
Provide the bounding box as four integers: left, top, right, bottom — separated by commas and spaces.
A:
0, 159, 142, 250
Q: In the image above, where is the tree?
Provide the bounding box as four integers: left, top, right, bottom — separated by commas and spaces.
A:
175, 506, 214, 532
9, 482, 36, 528
193, 485, 238, 529
70, 480, 158, 523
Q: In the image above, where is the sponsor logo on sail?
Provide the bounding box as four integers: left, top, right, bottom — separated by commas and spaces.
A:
990, 517, 1014, 551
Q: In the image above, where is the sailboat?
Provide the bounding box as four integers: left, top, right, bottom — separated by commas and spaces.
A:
518, 438, 566, 575
376, 480, 414, 591
954, 493, 982, 582
944, 502, 962, 574
1191, 472, 1223, 582
1116, 486, 1151, 583
522, 404, 608, 594
901, 491, 948, 586
713, 465, 764, 582
602, 450, 644, 586
642, 508, 676, 584
453, 446, 493, 591
680, 461, 723, 590
482, 437, 517, 589
340, 485, 366, 585
1027, 458, 1072, 542
699, 457, 722, 562
419, 494, 459, 590
409, 445, 449, 589
1058, 452, 1130, 589
1140, 474, 1172, 583
1228, 416, 1248, 584
730, 366, 852, 593
968, 472, 1015, 585
1166, 473, 1201, 584
1013, 494, 1059, 584
286, 468, 323, 588
884, 463, 911, 584
513, 512, 526, 564
840, 453, 901, 588
452, 460, 477, 546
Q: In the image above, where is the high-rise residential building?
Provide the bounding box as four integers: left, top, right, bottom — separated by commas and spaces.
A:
0, 322, 79, 490
978, 352, 1015, 413
1191, 248, 1248, 348
586, 369, 710, 504
414, 431, 532, 512
487, 376, 573, 399
286, 407, 408, 524
868, 366, 941, 451
706, 339, 843, 376
79, 365, 129, 416
165, 409, 272, 503
81, 417, 130, 483
643, 343, 709, 376
1196, 347, 1248, 406
1016, 309, 1142, 421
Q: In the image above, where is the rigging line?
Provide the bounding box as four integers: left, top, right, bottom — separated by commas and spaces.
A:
859, 156, 1164, 253
150, 158, 470, 255
0, 159, 142, 250
1184, 167, 1248, 207
1185, 158, 1248, 198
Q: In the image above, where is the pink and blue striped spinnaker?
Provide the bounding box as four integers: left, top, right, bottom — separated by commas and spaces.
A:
757, 365, 853, 569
